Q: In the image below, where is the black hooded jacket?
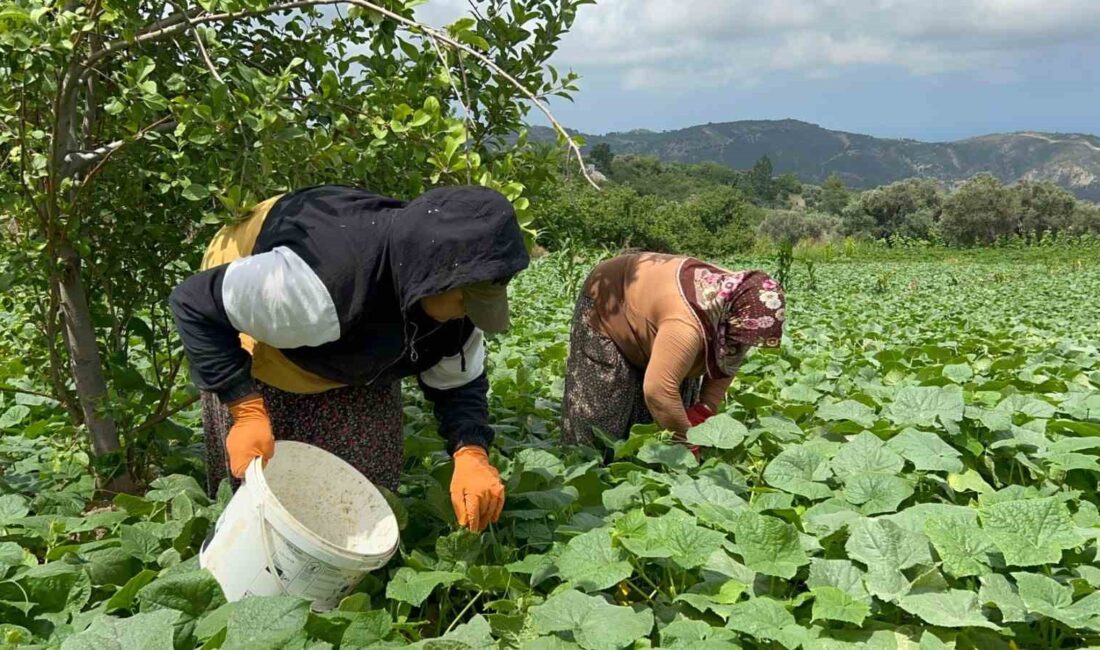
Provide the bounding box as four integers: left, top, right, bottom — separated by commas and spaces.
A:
169, 184, 530, 453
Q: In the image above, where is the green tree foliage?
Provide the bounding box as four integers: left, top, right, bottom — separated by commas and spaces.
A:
1068, 201, 1100, 236
588, 143, 614, 175
608, 155, 739, 200
839, 175, 1100, 245
533, 181, 763, 256
849, 178, 944, 240
750, 155, 776, 202
0, 0, 586, 473
756, 210, 842, 246
547, 151, 1100, 254
940, 174, 1021, 246
820, 173, 851, 216
1015, 180, 1077, 239
775, 172, 802, 201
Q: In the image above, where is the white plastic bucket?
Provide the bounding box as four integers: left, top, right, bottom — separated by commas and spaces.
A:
199, 440, 399, 610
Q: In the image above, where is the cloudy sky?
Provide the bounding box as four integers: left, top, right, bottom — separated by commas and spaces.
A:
415, 0, 1100, 141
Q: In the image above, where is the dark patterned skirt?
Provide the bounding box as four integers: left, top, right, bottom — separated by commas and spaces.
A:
561, 294, 700, 446
201, 380, 403, 498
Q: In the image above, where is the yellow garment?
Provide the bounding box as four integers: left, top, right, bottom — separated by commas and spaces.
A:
200, 195, 345, 395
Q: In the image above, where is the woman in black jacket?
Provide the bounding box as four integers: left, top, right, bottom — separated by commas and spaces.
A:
169, 184, 529, 531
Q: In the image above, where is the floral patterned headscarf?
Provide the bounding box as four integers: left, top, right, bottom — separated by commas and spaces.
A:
680, 261, 785, 378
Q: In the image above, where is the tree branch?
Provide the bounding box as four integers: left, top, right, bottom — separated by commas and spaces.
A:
428, 35, 474, 184
344, 0, 598, 189
131, 394, 199, 435
83, 0, 326, 69
168, 1, 226, 84
62, 117, 177, 179
0, 384, 59, 401
79, 0, 598, 188
192, 27, 225, 83
45, 278, 83, 425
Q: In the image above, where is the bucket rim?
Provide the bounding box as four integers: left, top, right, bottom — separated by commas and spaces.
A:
245, 441, 399, 563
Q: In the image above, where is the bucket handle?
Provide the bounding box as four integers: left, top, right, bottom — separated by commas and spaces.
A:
249, 458, 290, 596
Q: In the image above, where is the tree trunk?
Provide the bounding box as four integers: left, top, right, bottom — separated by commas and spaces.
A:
55, 240, 120, 455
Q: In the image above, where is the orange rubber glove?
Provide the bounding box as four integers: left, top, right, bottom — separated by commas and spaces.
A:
226, 394, 275, 479
450, 445, 504, 532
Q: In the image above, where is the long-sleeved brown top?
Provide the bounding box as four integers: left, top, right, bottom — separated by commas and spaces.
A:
584, 253, 733, 433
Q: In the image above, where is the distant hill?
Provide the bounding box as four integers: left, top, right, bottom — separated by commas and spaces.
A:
529, 119, 1100, 200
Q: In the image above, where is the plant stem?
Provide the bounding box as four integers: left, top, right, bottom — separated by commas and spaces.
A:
444, 590, 483, 635
631, 560, 664, 598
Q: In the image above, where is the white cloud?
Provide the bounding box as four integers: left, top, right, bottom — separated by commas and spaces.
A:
413, 0, 472, 26
548, 0, 1100, 88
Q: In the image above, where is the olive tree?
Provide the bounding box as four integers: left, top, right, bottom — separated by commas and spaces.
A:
0, 0, 591, 479
940, 174, 1020, 246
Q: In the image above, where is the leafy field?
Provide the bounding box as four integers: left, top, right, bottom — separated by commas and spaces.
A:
2, 250, 1100, 649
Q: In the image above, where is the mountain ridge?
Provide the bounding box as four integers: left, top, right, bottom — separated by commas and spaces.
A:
530, 119, 1100, 200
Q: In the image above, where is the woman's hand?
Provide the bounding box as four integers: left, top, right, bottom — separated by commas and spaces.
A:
450, 445, 505, 532
226, 394, 276, 478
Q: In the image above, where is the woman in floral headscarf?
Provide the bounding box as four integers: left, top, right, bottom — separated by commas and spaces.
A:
562, 252, 785, 447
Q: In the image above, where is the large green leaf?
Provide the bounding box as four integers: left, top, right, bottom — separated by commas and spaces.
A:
60, 609, 180, 650
519, 486, 580, 511
978, 574, 1027, 623
0, 494, 30, 524
21, 562, 89, 614
763, 445, 833, 500
845, 517, 932, 570
780, 383, 822, 403
725, 597, 816, 648
660, 618, 741, 649
1014, 571, 1100, 629
0, 542, 29, 575
339, 610, 393, 647
105, 569, 158, 613
830, 432, 904, 478
942, 363, 973, 384
0, 405, 30, 429
636, 441, 698, 470
146, 475, 209, 504
120, 524, 162, 564
138, 570, 225, 617
137, 569, 226, 643
806, 559, 870, 602
620, 509, 724, 570
979, 496, 1085, 566
996, 394, 1056, 420
811, 586, 870, 625
886, 428, 964, 473
732, 511, 809, 579
923, 509, 995, 577
555, 528, 632, 592
515, 449, 566, 480
674, 579, 746, 621
222, 595, 310, 649
843, 473, 914, 514
407, 614, 494, 649
385, 568, 464, 607
601, 483, 642, 512
669, 477, 746, 528
896, 590, 999, 629
886, 386, 964, 428
529, 589, 653, 650
687, 414, 748, 450
817, 400, 878, 428
864, 565, 911, 603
